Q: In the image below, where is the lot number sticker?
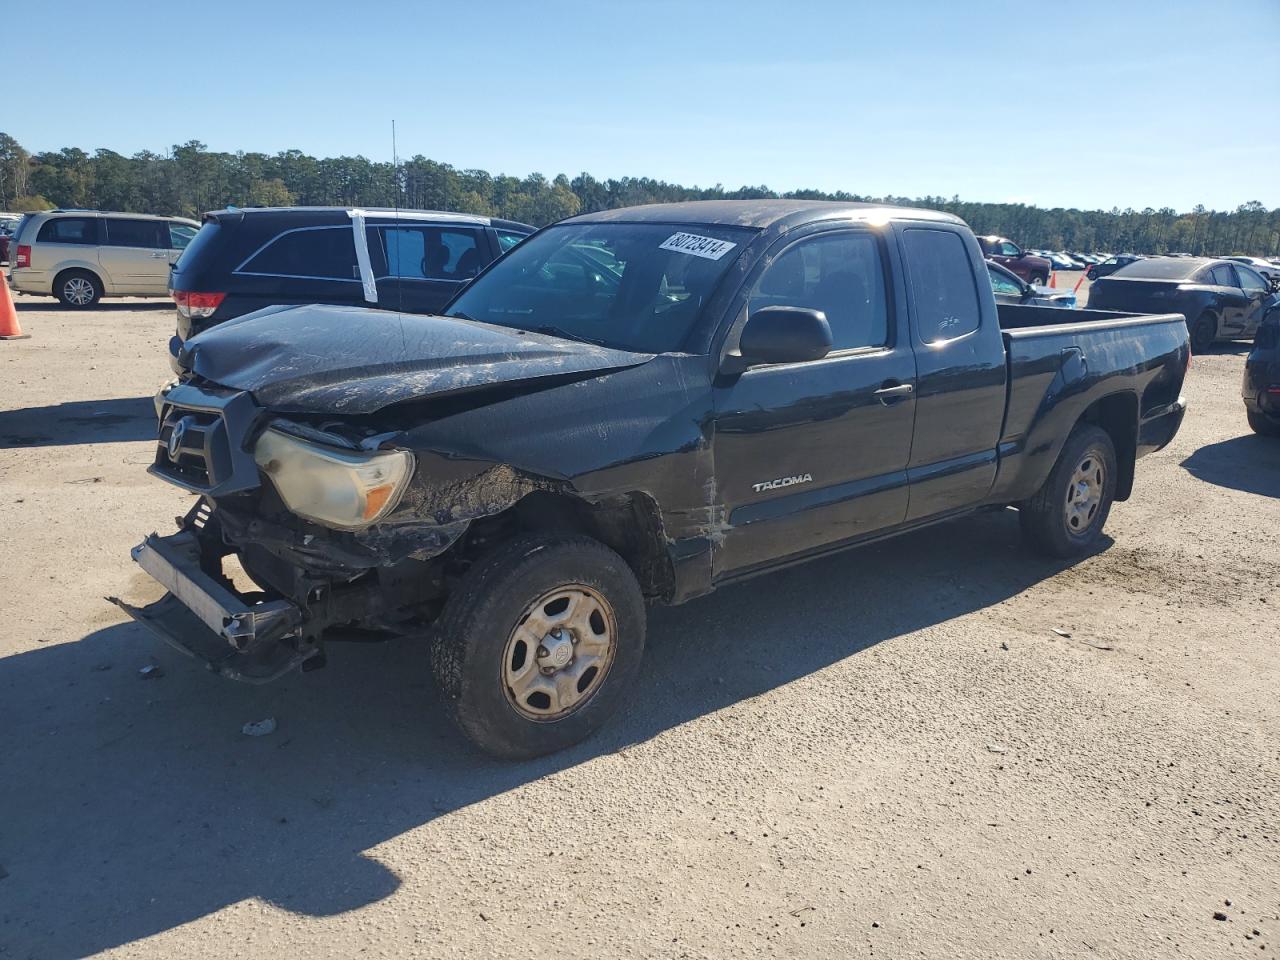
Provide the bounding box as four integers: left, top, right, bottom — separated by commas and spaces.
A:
659, 232, 738, 261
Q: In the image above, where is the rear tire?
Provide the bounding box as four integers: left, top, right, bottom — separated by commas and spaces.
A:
1190, 311, 1217, 354
431, 535, 646, 760
54, 269, 102, 308
1020, 425, 1117, 558
1247, 409, 1280, 437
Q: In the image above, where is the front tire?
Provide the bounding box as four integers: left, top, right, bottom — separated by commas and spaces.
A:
1248, 409, 1280, 437
431, 535, 646, 760
1190, 311, 1217, 354
1020, 425, 1117, 558
55, 269, 103, 308
1030, 272, 1048, 286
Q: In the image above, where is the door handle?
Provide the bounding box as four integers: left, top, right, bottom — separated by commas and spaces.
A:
150, 252, 168, 258
874, 382, 914, 404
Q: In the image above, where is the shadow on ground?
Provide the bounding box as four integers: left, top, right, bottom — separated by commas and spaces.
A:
1181, 433, 1280, 498
0, 511, 1104, 957
0, 397, 154, 448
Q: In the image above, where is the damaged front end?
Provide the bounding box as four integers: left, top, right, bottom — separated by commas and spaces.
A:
114, 378, 552, 684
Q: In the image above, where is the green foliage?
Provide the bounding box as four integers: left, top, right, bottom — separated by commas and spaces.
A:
0, 131, 1276, 255
9, 194, 53, 212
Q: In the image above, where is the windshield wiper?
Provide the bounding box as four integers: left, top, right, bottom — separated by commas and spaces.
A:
522, 325, 608, 347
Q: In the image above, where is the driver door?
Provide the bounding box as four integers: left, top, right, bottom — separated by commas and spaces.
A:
710, 227, 916, 578
1235, 265, 1277, 338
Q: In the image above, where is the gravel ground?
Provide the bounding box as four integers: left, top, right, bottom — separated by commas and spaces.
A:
1, 291, 1277, 960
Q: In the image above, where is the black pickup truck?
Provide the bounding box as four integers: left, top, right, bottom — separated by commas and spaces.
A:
115, 200, 1190, 758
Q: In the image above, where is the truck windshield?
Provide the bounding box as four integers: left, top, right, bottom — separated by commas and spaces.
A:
445, 222, 754, 353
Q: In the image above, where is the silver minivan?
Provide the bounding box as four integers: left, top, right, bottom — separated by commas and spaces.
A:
7, 210, 199, 307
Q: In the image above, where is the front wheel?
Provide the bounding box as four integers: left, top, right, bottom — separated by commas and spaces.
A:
1020, 425, 1117, 558
431, 535, 646, 759
1248, 409, 1280, 437
1030, 272, 1048, 286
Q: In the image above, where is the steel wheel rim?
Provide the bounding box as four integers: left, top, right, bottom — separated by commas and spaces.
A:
1064, 450, 1105, 537
64, 277, 94, 305
501, 584, 616, 722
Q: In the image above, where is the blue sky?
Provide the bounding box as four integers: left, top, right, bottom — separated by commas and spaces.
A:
9, 0, 1279, 212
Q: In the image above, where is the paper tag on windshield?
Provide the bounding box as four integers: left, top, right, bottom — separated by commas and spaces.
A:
659, 232, 737, 261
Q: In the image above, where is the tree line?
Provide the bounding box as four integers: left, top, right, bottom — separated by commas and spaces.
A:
2, 132, 1276, 256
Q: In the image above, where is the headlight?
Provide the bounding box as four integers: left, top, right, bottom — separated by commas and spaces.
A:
252, 428, 414, 530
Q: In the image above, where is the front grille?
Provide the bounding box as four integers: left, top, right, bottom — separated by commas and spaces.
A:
147, 382, 264, 496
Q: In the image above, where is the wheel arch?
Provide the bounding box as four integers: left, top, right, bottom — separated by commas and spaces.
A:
493, 489, 676, 602
1076, 391, 1138, 501
52, 265, 106, 298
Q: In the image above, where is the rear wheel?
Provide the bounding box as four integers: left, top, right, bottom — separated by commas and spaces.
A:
54, 270, 102, 308
1020, 425, 1117, 558
1247, 409, 1280, 437
431, 535, 646, 759
1190, 311, 1217, 354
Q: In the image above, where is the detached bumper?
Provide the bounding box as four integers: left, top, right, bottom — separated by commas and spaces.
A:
109, 530, 315, 684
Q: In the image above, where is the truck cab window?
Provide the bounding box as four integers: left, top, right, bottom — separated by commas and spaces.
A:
903, 228, 982, 342
748, 232, 888, 351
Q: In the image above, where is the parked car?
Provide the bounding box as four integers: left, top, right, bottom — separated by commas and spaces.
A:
0, 218, 17, 265
986, 260, 1076, 308
1086, 254, 1143, 281
115, 199, 1190, 759
1223, 256, 1280, 286
1243, 305, 1280, 436
975, 236, 1052, 285
167, 206, 534, 367
6, 210, 199, 307
1087, 257, 1278, 353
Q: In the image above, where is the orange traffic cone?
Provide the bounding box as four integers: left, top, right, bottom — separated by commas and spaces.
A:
1048, 271, 1057, 288
0, 277, 28, 340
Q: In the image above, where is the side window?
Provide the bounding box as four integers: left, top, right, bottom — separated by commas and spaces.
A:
988, 266, 1023, 296
241, 226, 358, 281
998, 241, 1021, 257
1237, 267, 1268, 294
1209, 264, 1238, 287
104, 218, 167, 248
748, 231, 889, 352
903, 228, 983, 343
168, 223, 197, 250
496, 229, 527, 253
381, 226, 484, 280
36, 217, 98, 244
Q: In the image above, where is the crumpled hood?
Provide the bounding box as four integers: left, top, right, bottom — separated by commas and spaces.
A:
181, 303, 654, 414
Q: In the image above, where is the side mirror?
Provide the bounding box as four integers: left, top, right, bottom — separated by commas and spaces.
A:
724, 306, 833, 372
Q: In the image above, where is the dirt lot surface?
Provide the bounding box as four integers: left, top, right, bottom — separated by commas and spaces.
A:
2, 288, 1278, 959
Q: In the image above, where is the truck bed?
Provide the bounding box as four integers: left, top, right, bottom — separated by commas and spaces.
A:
989, 304, 1190, 505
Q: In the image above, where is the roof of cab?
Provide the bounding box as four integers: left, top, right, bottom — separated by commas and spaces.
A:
567, 199, 965, 231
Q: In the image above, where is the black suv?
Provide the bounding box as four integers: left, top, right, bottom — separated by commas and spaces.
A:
168, 206, 534, 364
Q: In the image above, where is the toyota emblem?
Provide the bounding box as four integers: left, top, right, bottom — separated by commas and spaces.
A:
167, 416, 190, 460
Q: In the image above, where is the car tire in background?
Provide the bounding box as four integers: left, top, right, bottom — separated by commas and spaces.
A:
1020, 424, 1118, 558
1247, 410, 1280, 437
54, 269, 103, 308
1190, 311, 1218, 355
1030, 272, 1048, 286
431, 534, 646, 760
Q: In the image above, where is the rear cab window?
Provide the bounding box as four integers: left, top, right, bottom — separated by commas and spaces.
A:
902, 228, 983, 342
239, 226, 358, 281
173, 221, 223, 271
36, 217, 99, 244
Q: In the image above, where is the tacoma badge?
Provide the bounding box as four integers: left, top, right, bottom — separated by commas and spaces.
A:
752, 473, 813, 493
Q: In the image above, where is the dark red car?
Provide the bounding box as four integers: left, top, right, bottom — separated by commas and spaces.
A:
976, 236, 1052, 285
